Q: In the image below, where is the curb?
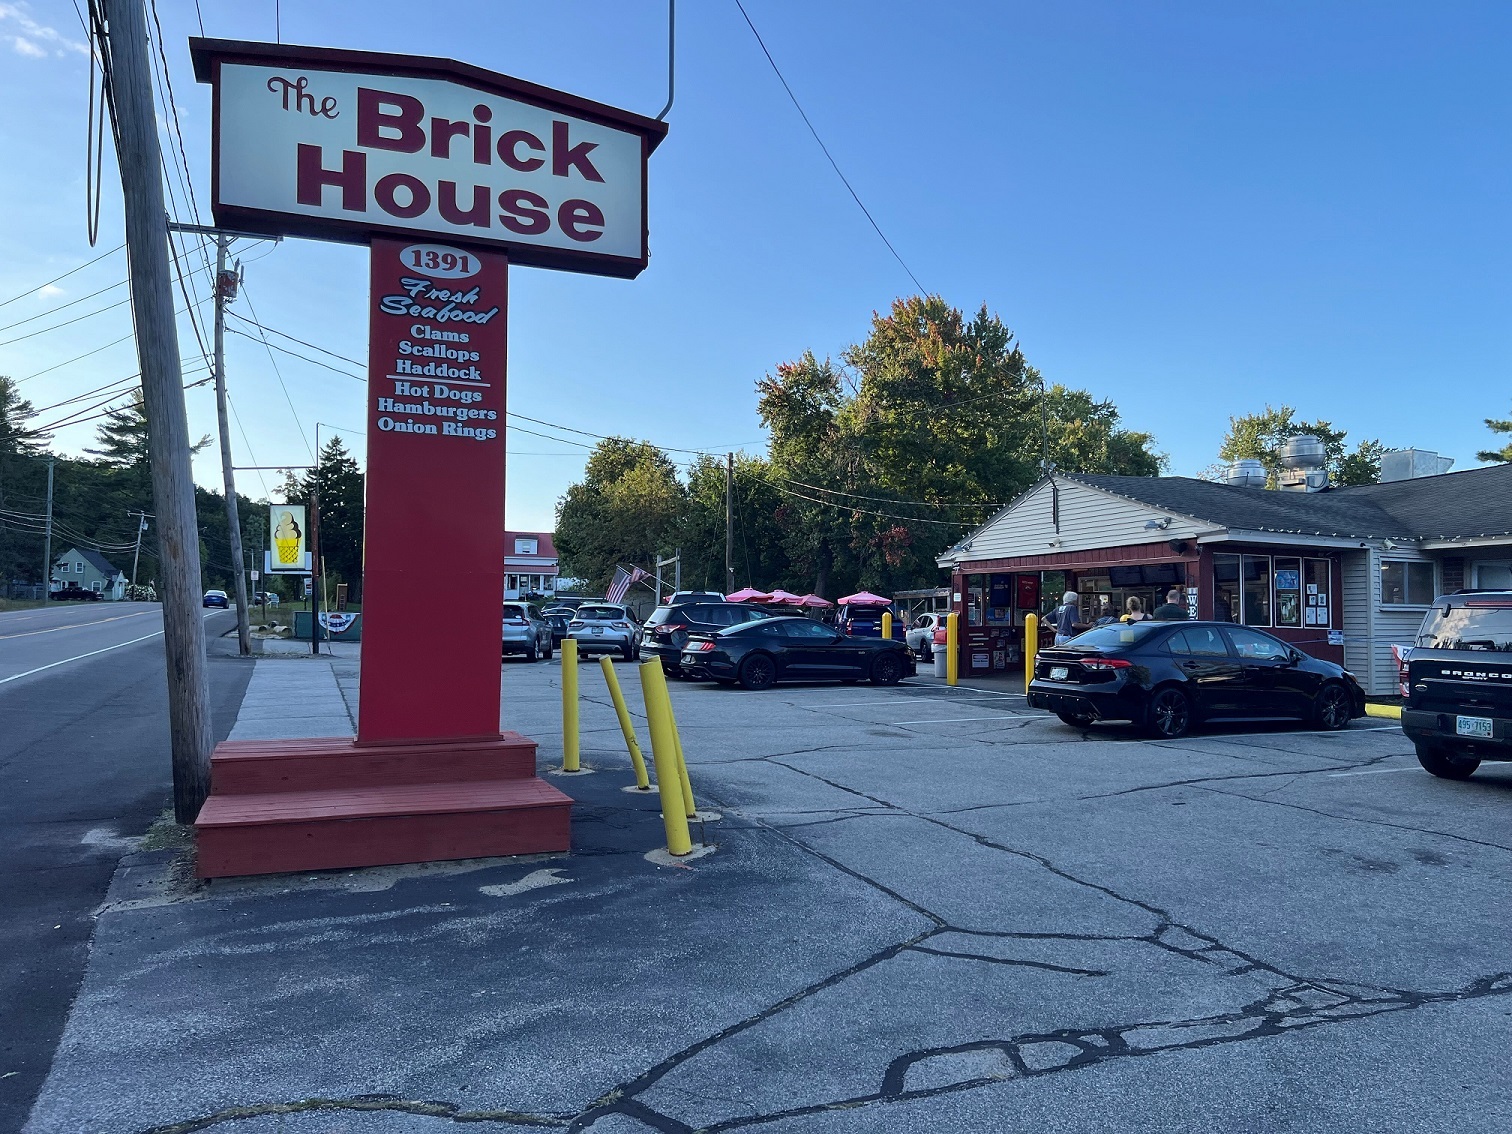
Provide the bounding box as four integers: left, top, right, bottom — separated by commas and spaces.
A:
1365, 703, 1402, 720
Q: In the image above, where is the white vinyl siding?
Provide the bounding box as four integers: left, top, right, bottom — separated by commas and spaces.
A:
1341, 550, 1374, 692
959, 478, 1209, 562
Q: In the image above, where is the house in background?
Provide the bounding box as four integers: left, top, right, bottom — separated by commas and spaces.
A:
52, 547, 127, 600
504, 531, 559, 600
937, 447, 1512, 696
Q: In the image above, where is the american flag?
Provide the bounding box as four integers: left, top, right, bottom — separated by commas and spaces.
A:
606, 565, 649, 604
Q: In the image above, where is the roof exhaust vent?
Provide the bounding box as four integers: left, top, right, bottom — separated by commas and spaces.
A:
1224, 459, 1268, 489
1380, 448, 1454, 482
1278, 434, 1328, 492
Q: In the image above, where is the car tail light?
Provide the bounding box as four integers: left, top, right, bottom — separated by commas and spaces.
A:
613, 621, 631, 630
569, 621, 584, 629
654, 623, 687, 637
688, 641, 715, 652
1079, 657, 1132, 670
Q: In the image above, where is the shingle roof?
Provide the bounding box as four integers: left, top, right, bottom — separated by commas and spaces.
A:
1063, 461, 1512, 541
63, 547, 123, 576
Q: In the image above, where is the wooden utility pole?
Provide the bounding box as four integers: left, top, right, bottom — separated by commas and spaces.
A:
103, 0, 215, 822
725, 452, 735, 594
212, 237, 252, 654
41, 457, 54, 601
127, 509, 151, 587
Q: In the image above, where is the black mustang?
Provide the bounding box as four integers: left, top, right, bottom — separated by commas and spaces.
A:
1028, 620, 1366, 739
680, 615, 916, 690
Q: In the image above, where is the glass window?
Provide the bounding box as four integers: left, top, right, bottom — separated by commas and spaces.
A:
1273, 557, 1302, 628
1168, 626, 1229, 656
1305, 559, 1333, 628
1381, 561, 1435, 606
967, 574, 986, 627
76, 562, 85, 573
772, 618, 834, 639
1224, 627, 1291, 660
1415, 598, 1512, 651
1060, 622, 1167, 649
1040, 571, 1066, 618
1241, 555, 1272, 626
1212, 554, 1240, 624
506, 574, 519, 591
514, 538, 537, 554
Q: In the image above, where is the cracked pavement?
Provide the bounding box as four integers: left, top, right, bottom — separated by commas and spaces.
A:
21, 662, 1512, 1133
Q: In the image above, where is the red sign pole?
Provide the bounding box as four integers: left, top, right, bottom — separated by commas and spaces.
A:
360, 238, 509, 742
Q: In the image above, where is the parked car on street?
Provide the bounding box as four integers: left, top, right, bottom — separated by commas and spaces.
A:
906, 612, 948, 659
501, 602, 553, 661
837, 604, 900, 639
544, 610, 572, 649
567, 603, 641, 661
252, 591, 280, 607
642, 601, 772, 676
680, 615, 915, 690
664, 590, 726, 607
1401, 591, 1512, 780
53, 585, 102, 602
1027, 621, 1365, 739
202, 589, 229, 608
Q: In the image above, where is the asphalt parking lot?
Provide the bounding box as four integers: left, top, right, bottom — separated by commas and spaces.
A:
24, 656, 1512, 1133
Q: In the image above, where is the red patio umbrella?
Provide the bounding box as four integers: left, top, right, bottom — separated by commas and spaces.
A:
838, 590, 891, 606
767, 589, 804, 605
796, 594, 834, 608
725, 587, 772, 603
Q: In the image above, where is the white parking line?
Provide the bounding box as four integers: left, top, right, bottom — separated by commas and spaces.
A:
1328, 765, 1417, 778
892, 715, 1024, 726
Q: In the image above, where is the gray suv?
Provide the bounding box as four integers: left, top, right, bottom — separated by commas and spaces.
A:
502, 602, 553, 662
567, 603, 641, 661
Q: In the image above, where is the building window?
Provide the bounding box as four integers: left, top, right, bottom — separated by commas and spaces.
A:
1381, 560, 1435, 606
514, 538, 537, 555
1273, 557, 1302, 627
1305, 558, 1332, 628
1213, 554, 1240, 623
1241, 555, 1272, 627
506, 574, 519, 591
76, 562, 85, 573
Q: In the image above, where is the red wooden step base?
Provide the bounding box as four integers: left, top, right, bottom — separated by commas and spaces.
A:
194, 735, 573, 879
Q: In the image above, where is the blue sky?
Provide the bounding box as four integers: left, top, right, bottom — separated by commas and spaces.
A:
0, 1, 1507, 532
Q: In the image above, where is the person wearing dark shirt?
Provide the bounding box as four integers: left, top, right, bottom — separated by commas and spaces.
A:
1152, 588, 1190, 621
1214, 591, 1235, 623
1052, 591, 1084, 645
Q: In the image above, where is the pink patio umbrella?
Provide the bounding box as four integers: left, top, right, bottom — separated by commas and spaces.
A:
796, 594, 834, 608
766, 589, 805, 605
725, 587, 773, 603
838, 590, 891, 606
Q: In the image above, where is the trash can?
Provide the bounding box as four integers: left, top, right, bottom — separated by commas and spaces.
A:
932, 627, 949, 678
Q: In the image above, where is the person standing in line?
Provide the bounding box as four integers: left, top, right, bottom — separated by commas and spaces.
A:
1152, 588, 1190, 621
1121, 596, 1149, 623
1052, 591, 1083, 645
1214, 591, 1235, 623
1091, 598, 1118, 627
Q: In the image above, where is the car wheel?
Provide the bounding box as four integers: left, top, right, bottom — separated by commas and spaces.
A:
621, 643, 634, 662
1145, 687, 1192, 739
544, 643, 554, 660
1313, 683, 1351, 731
738, 653, 776, 691
524, 643, 538, 662
1414, 742, 1479, 780
870, 653, 904, 686
1056, 711, 1096, 728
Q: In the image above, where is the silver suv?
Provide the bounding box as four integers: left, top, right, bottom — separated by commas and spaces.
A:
502, 602, 553, 662
568, 603, 641, 661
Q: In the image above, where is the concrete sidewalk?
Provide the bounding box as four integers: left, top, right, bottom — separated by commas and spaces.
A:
229, 654, 355, 740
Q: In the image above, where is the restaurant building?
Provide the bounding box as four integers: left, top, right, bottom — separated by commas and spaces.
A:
936, 451, 1512, 696
504, 531, 559, 600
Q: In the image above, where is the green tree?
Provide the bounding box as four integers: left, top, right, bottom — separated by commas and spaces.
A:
1216, 405, 1383, 487
679, 453, 791, 592
0, 376, 52, 585
278, 438, 365, 597
555, 438, 685, 594
1478, 405, 1512, 463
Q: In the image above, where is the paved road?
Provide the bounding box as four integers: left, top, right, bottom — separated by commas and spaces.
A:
0, 604, 251, 1134
21, 659, 1512, 1133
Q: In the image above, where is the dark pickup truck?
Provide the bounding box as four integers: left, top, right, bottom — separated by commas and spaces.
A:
1401, 592, 1512, 780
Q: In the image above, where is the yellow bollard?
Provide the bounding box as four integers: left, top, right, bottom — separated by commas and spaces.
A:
881, 611, 893, 643
665, 693, 698, 819
946, 611, 959, 686
600, 656, 650, 789
561, 638, 580, 772
1024, 612, 1039, 692
639, 660, 693, 855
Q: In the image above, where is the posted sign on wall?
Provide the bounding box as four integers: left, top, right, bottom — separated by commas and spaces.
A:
191, 39, 667, 278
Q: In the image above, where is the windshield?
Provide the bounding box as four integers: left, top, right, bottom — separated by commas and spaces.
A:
1059, 622, 1169, 650
576, 605, 626, 621
502, 605, 528, 620
1415, 602, 1512, 651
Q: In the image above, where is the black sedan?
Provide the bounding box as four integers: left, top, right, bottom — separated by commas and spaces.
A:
680, 615, 916, 690
1027, 621, 1366, 739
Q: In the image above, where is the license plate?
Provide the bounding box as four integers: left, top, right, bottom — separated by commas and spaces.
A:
591, 627, 603, 635
1456, 716, 1493, 738
1050, 666, 1069, 681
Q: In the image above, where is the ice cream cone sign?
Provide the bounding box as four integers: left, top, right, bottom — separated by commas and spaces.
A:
268, 504, 307, 571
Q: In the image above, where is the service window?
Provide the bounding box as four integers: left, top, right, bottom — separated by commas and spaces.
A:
1304, 558, 1333, 628
967, 574, 987, 627
1273, 557, 1302, 627
506, 574, 519, 591
1381, 560, 1435, 606
1241, 555, 1273, 627
1213, 553, 1241, 623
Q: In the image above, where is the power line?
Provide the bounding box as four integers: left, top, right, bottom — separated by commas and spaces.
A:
0, 243, 125, 310
14, 304, 192, 384
226, 312, 364, 369
776, 475, 1000, 509
0, 293, 134, 348
732, 0, 925, 295
0, 278, 128, 335
237, 282, 315, 459
225, 326, 364, 381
